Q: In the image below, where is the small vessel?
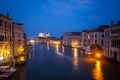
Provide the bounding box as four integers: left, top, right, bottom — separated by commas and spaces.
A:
0, 66, 17, 78
0, 66, 16, 73
85, 49, 92, 55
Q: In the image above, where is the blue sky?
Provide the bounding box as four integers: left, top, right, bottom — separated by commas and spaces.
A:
0, 0, 120, 38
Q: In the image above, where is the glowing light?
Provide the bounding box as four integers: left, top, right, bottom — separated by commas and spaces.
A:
0, 56, 4, 60
17, 46, 24, 54
72, 41, 78, 47
30, 39, 35, 44
7, 52, 10, 55
96, 53, 101, 58
74, 42, 77, 45
19, 56, 25, 61
92, 60, 104, 80
53, 41, 60, 45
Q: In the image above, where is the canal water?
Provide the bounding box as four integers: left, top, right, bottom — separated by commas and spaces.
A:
8, 44, 120, 80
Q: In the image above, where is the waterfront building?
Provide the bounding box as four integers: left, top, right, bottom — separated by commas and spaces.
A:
81, 30, 89, 47
48, 37, 60, 45
88, 26, 107, 47
62, 32, 81, 47
0, 13, 13, 63
13, 23, 26, 56
104, 22, 120, 61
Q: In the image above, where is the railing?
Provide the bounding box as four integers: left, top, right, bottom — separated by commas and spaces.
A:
110, 33, 120, 37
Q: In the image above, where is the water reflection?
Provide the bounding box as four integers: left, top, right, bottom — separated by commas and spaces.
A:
55, 44, 59, 53
73, 48, 79, 71
55, 44, 64, 56
47, 43, 50, 50
92, 60, 104, 80
62, 46, 64, 53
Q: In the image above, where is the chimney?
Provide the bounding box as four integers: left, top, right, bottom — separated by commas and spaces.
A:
111, 20, 114, 26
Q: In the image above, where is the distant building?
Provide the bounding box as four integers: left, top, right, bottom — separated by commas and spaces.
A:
62, 32, 81, 47
81, 30, 88, 47
46, 33, 50, 38
47, 37, 60, 45
36, 31, 50, 44
38, 31, 45, 38
88, 28, 105, 47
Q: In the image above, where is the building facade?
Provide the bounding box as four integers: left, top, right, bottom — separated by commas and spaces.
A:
0, 13, 13, 63
62, 32, 81, 47
36, 31, 50, 44
104, 22, 120, 61
13, 23, 26, 56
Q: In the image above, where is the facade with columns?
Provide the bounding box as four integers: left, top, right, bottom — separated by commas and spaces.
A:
104, 22, 120, 61
0, 13, 13, 63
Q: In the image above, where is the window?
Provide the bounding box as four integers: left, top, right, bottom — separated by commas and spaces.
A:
102, 34, 104, 37
0, 20, 3, 26
101, 40, 104, 46
0, 36, 4, 41
95, 34, 97, 37
95, 40, 97, 44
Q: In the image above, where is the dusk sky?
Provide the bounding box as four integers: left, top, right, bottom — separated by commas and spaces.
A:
0, 0, 120, 38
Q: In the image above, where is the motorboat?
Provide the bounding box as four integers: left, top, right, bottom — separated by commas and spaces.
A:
0, 66, 17, 78
0, 66, 17, 73
84, 49, 92, 55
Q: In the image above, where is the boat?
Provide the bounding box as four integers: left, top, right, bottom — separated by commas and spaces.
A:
84, 49, 92, 55
0, 66, 16, 73
0, 66, 17, 78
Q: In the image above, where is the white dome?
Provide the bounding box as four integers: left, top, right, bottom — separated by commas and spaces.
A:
38, 32, 45, 38
46, 33, 50, 38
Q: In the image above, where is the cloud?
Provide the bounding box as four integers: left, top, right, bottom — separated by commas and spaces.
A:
42, 0, 74, 16
42, 0, 96, 16
70, 0, 96, 9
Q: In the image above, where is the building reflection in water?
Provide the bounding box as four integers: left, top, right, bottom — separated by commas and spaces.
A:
62, 46, 64, 53
47, 43, 50, 50
92, 60, 104, 80
55, 44, 59, 53
73, 48, 79, 71
19, 70, 26, 80
55, 44, 64, 56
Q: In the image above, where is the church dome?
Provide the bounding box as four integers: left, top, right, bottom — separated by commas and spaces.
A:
38, 31, 45, 38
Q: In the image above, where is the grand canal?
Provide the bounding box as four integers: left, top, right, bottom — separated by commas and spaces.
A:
8, 44, 120, 80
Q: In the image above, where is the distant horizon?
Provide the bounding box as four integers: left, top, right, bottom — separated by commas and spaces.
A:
0, 0, 120, 38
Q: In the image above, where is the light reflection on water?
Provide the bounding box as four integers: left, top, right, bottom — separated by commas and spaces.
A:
6, 44, 120, 80
62, 46, 64, 53
55, 44, 64, 56
92, 60, 104, 80
55, 44, 59, 53
47, 43, 50, 50
73, 48, 79, 71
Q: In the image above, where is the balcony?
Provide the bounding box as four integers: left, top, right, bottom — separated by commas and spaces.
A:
110, 33, 120, 37
110, 47, 120, 51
